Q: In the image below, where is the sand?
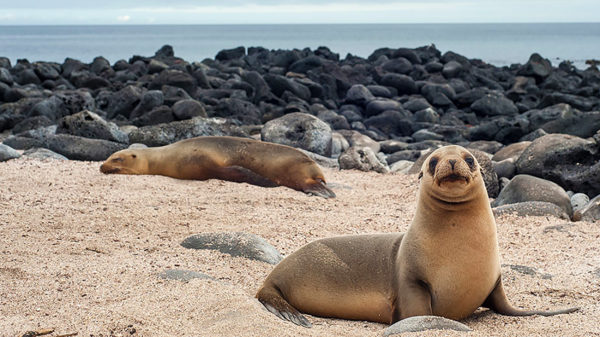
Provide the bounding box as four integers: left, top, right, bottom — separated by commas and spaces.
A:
0, 157, 598, 337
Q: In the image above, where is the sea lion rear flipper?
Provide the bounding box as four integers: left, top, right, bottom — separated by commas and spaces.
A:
483, 277, 580, 316
303, 179, 336, 199
216, 166, 279, 187
256, 285, 312, 328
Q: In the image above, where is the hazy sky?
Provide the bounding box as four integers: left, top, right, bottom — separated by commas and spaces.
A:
0, 0, 598, 25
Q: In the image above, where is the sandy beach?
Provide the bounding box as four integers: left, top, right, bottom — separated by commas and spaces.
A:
1, 157, 598, 337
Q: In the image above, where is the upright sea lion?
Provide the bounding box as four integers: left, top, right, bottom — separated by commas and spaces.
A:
256, 145, 578, 327
100, 136, 335, 198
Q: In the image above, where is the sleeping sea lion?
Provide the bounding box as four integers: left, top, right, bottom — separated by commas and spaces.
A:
100, 136, 335, 198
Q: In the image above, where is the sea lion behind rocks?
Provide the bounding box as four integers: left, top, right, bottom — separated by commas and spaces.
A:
100, 136, 335, 198
256, 145, 577, 327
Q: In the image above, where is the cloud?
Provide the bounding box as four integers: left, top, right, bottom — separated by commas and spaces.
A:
117, 15, 131, 22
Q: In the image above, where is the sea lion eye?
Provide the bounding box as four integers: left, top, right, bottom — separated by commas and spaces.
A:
112, 157, 123, 162
464, 156, 475, 169
131, 154, 137, 159
428, 156, 439, 175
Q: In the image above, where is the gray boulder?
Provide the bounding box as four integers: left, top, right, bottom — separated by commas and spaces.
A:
492, 201, 570, 220
338, 146, 389, 173
56, 110, 128, 144
471, 92, 518, 116
261, 112, 332, 157
128, 117, 245, 147
181, 232, 282, 265
0, 143, 21, 162
22, 147, 68, 160
345, 84, 375, 106
384, 316, 471, 336
515, 133, 600, 196
573, 194, 600, 222
44, 134, 127, 161
571, 193, 590, 213
336, 130, 380, 153
492, 174, 573, 217
172, 99, 207, 120
492, 141, 531, 162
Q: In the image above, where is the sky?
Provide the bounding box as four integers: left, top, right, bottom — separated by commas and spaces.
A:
0, 0, 598, 25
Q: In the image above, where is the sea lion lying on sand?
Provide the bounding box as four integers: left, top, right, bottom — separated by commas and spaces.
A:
100, 136, 335, 198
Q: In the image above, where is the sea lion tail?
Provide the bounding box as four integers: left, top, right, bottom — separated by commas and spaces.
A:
303, 178, 336, 199
256, 284, 312, 327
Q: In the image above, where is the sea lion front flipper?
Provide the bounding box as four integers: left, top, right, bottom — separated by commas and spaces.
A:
215, 166, 279, 188
483, 277, 579, 316
302, 179, 336, 199
256, 285, 312, 327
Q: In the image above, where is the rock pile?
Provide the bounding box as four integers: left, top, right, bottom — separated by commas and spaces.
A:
1, 45, 599, 220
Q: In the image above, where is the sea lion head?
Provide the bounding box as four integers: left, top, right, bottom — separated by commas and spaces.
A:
100, 149, 147, 175
418, 145, 484, 203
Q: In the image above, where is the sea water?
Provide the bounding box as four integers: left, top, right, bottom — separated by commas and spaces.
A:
0, 23, 598, 69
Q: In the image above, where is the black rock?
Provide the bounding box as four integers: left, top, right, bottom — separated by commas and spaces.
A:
345, 84, 375, 106
380, 73, 417, 95
0, 68, 13, 85
471, 92, 519, 116
386, 149, 421, 164
150, 69, 197, 96
131, 105, 174, 127
289, 55, 324, 73
421, 83, 456, 107
381, 57, 413, 74
364, 110, 412, 136
515, 133, 600, 196
538, 92, 595, 111
442, 60, 463, 78
130, 90, 165, 120
33, 62, 61, 81
215, 46, 246, 61
90, 56, 111, 75
365, 98, 403, 117
106, 85, 143, 119
491, 174, 573, 217
213, 98, 261, 125
172, 99, 207, 120
263, 74, 311, 101
12, 115, 54, 134
403, 98, 433, 112
517, 53, 552, 82
317, 109, 350, 130
13, 68, 41, 85
366, 85, 393, 98
44, 134, 127, 161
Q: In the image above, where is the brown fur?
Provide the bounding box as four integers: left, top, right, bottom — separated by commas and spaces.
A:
256, 145, 578, 327
100, 136, 335, 198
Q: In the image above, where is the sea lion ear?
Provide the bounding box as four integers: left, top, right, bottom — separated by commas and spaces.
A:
418, 171, 423, 180
479, 167, 485, 178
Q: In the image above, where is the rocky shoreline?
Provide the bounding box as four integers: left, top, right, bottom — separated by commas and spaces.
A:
0, 44, 599, 221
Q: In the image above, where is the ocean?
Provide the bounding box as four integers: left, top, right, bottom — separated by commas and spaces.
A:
0, 23, 599, 69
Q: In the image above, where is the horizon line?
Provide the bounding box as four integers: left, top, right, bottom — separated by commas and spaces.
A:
1, 21, 599, 26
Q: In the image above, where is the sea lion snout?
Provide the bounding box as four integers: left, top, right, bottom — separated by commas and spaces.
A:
100, 163, 120, 174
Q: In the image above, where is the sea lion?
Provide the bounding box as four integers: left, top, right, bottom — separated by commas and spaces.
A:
256, 145, 578, 327
100, 136, 335, 198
